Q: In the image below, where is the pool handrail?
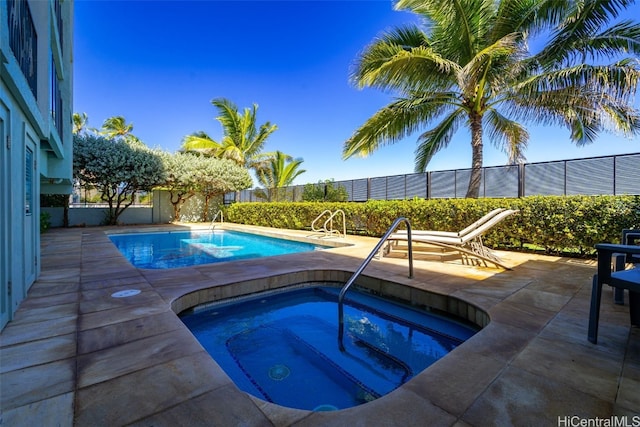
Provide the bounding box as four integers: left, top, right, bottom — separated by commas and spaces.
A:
208, 210, 224, 230
338, 217, 413, 349
311, 209, 332, 233
322, 209, 346, 238
311, 209, 346, 238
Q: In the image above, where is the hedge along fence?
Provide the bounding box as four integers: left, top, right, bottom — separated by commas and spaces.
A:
225, 195, 640, 256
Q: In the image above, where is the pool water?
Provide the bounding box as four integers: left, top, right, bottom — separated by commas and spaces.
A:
108, 230, 328, 269
180, 286, 479, 411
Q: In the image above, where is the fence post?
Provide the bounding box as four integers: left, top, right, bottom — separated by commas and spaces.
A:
613, 156, 617, 195
518, 164, 524, 198
482, 169, 485, 198
563, 160, 567, 196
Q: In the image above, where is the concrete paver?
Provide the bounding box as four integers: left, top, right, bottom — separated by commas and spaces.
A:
1, 224, 638, 426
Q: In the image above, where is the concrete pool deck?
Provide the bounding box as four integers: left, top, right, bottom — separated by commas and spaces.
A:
1, 223, 638, 426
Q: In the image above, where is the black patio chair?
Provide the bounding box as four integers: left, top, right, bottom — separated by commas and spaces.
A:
587, 242, 640, 344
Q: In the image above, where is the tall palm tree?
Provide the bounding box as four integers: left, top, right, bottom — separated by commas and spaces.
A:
72, 112, 89, 135
101, 116, 145, 147
182, 98, 279, 172
343, 0, 640, 198
255, 151, 306, 201
101, 116, 134, 138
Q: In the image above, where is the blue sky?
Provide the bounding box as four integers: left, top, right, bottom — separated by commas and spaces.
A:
73, 0, 639, 186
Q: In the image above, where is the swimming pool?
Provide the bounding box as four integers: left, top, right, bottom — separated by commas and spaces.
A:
180, 285, 479, 411
108, 230, 330, 269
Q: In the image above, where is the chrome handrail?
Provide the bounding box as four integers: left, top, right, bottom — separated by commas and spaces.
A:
337, 217, 413, 349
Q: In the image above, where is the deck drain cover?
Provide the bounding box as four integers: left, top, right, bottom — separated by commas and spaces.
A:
111, 289, 141, 298
268, 364, 290, 381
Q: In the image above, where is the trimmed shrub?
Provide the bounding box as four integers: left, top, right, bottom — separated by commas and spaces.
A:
225, 195, 640, 256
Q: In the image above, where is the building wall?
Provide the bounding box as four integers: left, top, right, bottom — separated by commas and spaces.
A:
0, 0, 74, 329
43, 207, 157, 227
41, 191, 224, 228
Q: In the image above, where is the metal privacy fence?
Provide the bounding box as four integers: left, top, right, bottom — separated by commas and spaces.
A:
225, 153, 640, 203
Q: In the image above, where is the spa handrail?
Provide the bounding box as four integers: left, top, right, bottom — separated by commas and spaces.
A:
338, 217, 413, 348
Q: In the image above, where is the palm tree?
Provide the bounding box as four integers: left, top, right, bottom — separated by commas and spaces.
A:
255, 151, 306, 201
72, 112, 90, 135
101, 116, 133, 138
182, 98, 279, 172
343, 0, 640, 198
101, 116, 144, 147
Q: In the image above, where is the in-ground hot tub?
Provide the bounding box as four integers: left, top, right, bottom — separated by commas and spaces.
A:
178, 281, 483, 411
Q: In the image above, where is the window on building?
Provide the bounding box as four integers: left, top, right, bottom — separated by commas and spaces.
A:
7, 0, 38, 98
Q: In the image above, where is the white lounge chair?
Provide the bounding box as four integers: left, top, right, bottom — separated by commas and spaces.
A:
391, 208, 506, 238
385, 209, 519, 269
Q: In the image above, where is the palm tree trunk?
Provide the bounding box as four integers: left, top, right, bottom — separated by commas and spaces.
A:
466, 113, 483, 198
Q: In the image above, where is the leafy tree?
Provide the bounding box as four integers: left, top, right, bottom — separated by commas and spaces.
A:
70, 111, 100, 226
343, 0, 640, 198
194, 157, 253, 221
254, 151, 306, 202
159, 152, 197, 221
73, 134, 166, 225
181, 98, 278, 172
302, 180, 349, 202
159, 152, 252, 221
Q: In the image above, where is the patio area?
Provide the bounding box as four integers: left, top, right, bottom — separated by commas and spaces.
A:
1, 224, 638, 426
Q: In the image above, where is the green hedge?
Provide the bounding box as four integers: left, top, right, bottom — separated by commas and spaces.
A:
225, 195, 640, 256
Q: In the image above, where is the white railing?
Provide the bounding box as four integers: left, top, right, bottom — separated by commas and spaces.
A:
208, 210, 224, 230
310, 209, 346, 238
